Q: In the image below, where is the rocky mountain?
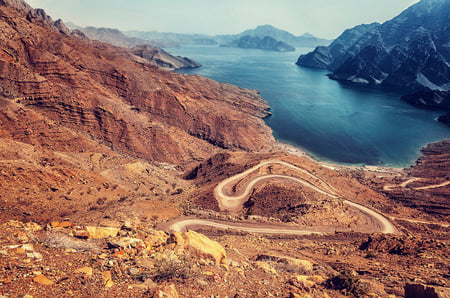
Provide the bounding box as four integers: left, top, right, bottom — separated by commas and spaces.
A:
63, 25, 201, 70
71, 26, 150, 48
0, 0, 274, 168
126, 30, 217, 47
217, 25, 331, 48
224, 35, 295, 52
297, 0, 450, 92
130, 44, 201, 69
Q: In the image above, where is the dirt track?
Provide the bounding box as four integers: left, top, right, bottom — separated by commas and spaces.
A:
167, 160, 399, 235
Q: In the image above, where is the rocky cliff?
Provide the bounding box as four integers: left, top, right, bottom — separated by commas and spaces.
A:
0, 1, 274, 167
297, 0, 450, 91
225, 35, 295, 52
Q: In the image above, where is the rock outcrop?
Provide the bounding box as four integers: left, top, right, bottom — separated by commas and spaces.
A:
171, 231, 228, 269
225, 35, 295, 52
131, 44, 201, 70
297, 0, 450, 92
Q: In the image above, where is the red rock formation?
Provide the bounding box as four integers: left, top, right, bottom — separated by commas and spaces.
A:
0, 1, 274, 168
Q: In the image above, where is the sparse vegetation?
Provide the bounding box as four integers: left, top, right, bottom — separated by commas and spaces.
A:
326, 270, 368, 297
153, 250, 200, 282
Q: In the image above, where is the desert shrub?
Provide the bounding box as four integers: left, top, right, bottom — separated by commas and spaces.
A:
153, 250, 199, 282
326, 270, 367, 297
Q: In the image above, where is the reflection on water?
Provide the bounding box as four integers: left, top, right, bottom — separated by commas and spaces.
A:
170, 45, 450, 167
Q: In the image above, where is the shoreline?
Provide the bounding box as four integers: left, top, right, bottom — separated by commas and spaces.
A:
272, 141, 406, 175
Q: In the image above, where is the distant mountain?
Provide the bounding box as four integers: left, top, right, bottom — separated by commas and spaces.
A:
62, 25, 201, 70
297, 0, 450, 92
217, 25, 331, 48
126, 30, 217, 47
224, 35, 295, 52
74, 26, 151, 48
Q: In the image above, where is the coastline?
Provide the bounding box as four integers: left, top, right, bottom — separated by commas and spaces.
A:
272, 141, 405, 175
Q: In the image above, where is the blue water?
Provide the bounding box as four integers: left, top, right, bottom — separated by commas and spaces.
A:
167, 45, 450, 167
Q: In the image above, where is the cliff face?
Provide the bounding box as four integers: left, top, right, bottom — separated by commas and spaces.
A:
0, 2, 274, 168
297, 0, 450, 91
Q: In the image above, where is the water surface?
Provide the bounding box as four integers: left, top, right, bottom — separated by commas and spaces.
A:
168, 45, 450, 167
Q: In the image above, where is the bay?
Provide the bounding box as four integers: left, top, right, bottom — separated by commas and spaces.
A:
168, 45, 450, 167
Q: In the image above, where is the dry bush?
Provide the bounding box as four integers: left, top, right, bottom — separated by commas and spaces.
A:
153, 250, 200, 282
326, 270, 368, 297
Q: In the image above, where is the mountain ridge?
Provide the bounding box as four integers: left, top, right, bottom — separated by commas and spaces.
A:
216, 24, 331, 48
297, 0, 450, 93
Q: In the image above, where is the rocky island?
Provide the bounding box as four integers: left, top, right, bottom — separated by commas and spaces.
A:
224, 35, 295, 52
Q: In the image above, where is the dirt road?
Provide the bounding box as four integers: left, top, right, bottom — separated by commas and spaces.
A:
168, 160, 398, 235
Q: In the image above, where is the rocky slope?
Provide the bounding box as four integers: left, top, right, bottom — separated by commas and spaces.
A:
224, 35, 295, 52
0, 0, 274, 225
297, 0, 450, 91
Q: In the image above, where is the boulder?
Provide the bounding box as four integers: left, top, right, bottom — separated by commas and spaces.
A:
171, 231, 227, 269
84, 226, 119, 239
145, 230, 169, 248
255, 261, 278, 275
405, 283, 449, 298
256, 254, 313, 274
33, 274, 54, 285
154, 283, 179, 298
74, 267, 93, 278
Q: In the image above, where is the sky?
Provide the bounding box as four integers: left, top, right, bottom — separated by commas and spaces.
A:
25, 0, 420, 39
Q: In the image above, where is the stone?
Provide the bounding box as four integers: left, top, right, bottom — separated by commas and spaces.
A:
256, 254, 313, 274
85, 226, 119, 239
405, 283, 448, 298
154, 283, 179, 298
33, 274, 55, 285
129, 267, 140, 275
74, 267, 93, 278
255, 261, 278, 275
22, 244, 34, 251
14, 231, 29, 242
51, 221, 74, 228
171, 231, 228, 269
289, 275, 320, 291
145, 230, 169, 248
102, 271, 114, 288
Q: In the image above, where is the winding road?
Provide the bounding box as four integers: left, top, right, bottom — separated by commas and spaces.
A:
384, 177, 450, 191
167, 160, 398, 235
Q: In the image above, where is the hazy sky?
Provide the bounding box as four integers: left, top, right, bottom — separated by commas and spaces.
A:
26, 0, 420, 39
